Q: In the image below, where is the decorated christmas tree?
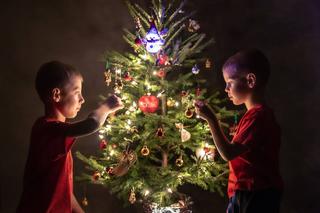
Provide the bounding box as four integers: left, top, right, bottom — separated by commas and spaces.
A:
77, 0, 237, 212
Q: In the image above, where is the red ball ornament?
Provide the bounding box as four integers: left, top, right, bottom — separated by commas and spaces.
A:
138, 95, 159, 113
156, 69, 166, 78
158, 54, 169, 65
123, 72, 133, 81
135, 37, 142, 45
99, 139, 108, 150
92, 171, 101, 181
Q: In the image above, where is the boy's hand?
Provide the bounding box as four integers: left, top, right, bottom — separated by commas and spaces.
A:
103, 94, 124, 113
194, 100, 216, 121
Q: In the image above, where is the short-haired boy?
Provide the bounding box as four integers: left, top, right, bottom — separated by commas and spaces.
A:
17, 61, 123, 213
195, 49, 283, 213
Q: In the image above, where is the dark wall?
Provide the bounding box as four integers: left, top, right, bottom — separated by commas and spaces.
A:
1, 0, 319, 212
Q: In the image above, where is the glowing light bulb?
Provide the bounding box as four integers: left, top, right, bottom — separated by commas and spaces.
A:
144, 190, 150, 196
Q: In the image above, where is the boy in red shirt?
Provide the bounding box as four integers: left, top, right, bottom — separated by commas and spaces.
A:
17, 61, 123, 213
195, 49, 283, 213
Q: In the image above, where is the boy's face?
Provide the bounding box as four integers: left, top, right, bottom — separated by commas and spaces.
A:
55, 74, 85, 119
222, 67, 252, 105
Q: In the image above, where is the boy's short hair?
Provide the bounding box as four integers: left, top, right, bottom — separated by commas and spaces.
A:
35, 61, 81, 103
223, 49, 270, 88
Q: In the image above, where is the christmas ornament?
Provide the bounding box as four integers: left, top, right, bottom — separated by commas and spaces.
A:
156, 52, 170, 66
166, 97, 175, 107
104, 70, 112, 86
156, 127, 165, 137
156, 69, 166, 78
188, 19, 200, 32
134, 37, 142, 45
192, 64, 200, 74
113, 150, 137, 177
129, 189, 136, 204
195, 87, 201, 97
141, 145, 150, 156
81, 197, 88, 206
105, 166, 114, 175
175, 157, 184, 167
135, 17, 142, 30
138, 95, 159, 113
185, 108, 194, 118
92, 171, 101, 181
144, 21, 165, 53
123, 72, 133, 81
181, 128, 191, 142
180, 91, 188, 97
205, 59, 212, 69
99, 139, 108, 150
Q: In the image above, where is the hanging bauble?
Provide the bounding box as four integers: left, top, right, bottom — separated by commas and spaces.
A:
123, 72, 133, 81
175, 157, 184, 167
141, 145, 150, 156
104, 70, 112, 86
144, 21, 165, 53
185, 108, 194, 118
180, 91, 188, 97
105, 166, 114, 175
192, 64, 200, 74
166, 97, 175, 107
156, 69, 166, 78
135, 17, 142, 30
160, 28, 169, 37
99, 139, 108, 150
81, 197, 88, 206
134, 37, 142, 45
181, 128, 191, 142
129, 190, 136, 204
205, 59, 212, 69
188, 19, 200, 32
138, 95, 159, 113
156, 52, 170, 66
156, 127, 165, 137
195, 87, 201, 97
92, 171, 101, 181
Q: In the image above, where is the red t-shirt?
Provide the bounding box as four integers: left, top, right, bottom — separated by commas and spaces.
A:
228, 104, 284, 198
17, 117, 76, 213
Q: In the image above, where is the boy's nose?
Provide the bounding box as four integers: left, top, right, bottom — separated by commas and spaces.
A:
80, 95, 85, 104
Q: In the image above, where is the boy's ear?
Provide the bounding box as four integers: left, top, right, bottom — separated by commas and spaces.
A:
52, 88, 61, 102
246, 73, 256, 88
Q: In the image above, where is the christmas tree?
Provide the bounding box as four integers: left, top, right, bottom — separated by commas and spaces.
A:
77, 0, 236, 211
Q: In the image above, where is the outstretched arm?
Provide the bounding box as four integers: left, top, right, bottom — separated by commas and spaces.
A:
195, 102, 248, 161
64, 95, 124, 138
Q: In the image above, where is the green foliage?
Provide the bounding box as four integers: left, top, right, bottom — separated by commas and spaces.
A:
77, 0, 236, 208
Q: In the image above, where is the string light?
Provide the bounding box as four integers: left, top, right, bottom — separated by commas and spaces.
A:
167, 188, 173, 193
98, 135, 104, 139
144, 190, 150, 196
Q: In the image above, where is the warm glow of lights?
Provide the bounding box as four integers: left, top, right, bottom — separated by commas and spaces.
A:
144, 190, 150, 196
98, 135, 104, 139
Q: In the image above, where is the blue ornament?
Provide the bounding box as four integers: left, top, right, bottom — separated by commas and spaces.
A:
192, 64, 200, 74
144, 22, 165, 54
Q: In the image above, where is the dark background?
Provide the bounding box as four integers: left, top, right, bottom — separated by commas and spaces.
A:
1, 0, 319, 212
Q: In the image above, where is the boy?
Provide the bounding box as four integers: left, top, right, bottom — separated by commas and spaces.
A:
17, 61, 123, 213
195, 49, 283, 213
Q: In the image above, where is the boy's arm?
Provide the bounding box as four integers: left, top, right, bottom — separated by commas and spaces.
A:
64, 95, 123, 138
71, 193, 85, 213
195, 103, 248, 161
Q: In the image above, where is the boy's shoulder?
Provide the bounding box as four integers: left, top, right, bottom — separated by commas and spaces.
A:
242, 104, 275, 123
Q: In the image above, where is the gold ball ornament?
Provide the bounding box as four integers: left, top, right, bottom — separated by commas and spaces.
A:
205, 59, 212, 69
166, 98, 175, 107
175, 157, 184, 167
141, 145, 150, 156
129, 190, 136, 204
185, 108, 194, 118
81, 197, 88, 206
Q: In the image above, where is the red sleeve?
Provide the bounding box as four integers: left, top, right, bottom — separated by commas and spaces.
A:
232, 112, 263, 150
